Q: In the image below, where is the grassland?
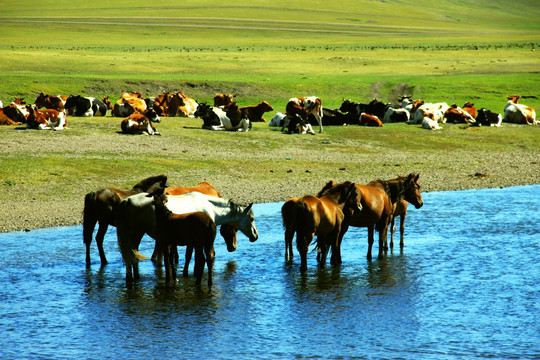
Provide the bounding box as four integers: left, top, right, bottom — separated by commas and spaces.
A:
0, 0, 539, 231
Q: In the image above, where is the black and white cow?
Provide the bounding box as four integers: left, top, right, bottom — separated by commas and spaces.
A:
64, 95, 108, 117
475, 108, 502, 127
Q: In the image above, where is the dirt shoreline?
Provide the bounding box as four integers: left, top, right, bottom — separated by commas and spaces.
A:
1, 148, 539, 233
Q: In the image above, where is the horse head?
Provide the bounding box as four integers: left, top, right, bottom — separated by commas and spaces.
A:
401, 173, 423, 209
220, 223, 238, 252
233, 202, 258, 242
131, 175, 168, 193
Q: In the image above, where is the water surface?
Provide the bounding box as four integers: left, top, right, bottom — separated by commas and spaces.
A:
1, 186, 539, 359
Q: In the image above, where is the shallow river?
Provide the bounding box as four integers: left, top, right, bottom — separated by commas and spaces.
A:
1, 185, 539, 359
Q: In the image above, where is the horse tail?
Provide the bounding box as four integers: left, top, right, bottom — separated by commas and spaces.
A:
294, 200, 315, 247
82, 191, 98, 245
115, 198, 142, 267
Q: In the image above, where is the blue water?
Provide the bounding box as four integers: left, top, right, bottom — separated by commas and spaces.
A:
1, 186, 539, 359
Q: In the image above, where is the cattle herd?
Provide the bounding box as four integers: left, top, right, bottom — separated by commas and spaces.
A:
0, 90, 537, 133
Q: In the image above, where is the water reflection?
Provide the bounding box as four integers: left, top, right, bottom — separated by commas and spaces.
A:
0, 186, 539, 359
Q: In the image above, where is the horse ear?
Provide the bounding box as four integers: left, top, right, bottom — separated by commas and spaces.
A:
244, 203, 253, 212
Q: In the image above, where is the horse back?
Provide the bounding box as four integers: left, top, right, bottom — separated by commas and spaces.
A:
165, 182, 221, 197
349, 184, 392, 229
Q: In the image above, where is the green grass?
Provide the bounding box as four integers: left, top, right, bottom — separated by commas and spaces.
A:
0, 0, 539, 220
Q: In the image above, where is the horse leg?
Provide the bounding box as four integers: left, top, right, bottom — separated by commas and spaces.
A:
367, 226, 374, 260
399, 213, 406, 248
331, 223, 347, 267
194, 246, 205, 285
95, 222, 109, 265
297, 233, 312, 273
183, 245, 193, 277
83, 216, 97, 266
204, 244, 215, 288
284, 227, 295, 261
378, 221, 390, 259
390, 215, 396, 250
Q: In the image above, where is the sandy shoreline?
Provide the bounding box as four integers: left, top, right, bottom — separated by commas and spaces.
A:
1, 148, 539, 233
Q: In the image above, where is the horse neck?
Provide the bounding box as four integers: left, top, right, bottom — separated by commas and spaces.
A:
208, 198, 243, 225
378, 179, 404, 204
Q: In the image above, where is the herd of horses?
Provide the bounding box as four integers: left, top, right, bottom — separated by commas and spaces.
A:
83, 173, 423, 287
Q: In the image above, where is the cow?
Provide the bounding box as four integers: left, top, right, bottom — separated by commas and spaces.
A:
475, 108, 502, 127
34, 92, 66, 113
444, 105, 476, 124
153, 92, 171, 116
422, 116, 442, 130
239, 101, 273, 122
364, 99, 389, 119
25, 104, 67, 130
410, 102, 448, 124
213, 93, 236, 107
314, 107, 350, 125
0, 103, 27, 125
195, 102, 250, 132
269, 112, 286, 127
359, 112, 384, 127
462, 102, 477, 119
65, 95, 107, 117
383, 106, 410, 123
114, 93, 146, 115
168, 91, 198, 117
285, 113, 315, 135
286, 96, 323, 133
102, 97, 114, 110
504, 95, 537, 125
120, 108, 161, 135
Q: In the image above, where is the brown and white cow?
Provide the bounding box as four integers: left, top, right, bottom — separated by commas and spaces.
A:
286, 96, 323, 133
120, 108, 161, 135
213, 93, 236, 107
444, 105, 476, 124
25, 104, 67, 130
114, 92, 147, 116
462, 102, 477, 119
102, 97, 114, 111
168, 91, 198, 117
35, 92, 66, 113
0, 104, 24, 125
153, 92, 171, 116
504, 95, 537, 125
239, 101, 274, 122
359, 113, 383, 127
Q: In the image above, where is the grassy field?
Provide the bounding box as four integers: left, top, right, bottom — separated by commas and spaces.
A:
0, 0, 539, 230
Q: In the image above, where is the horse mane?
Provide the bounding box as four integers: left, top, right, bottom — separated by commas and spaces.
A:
317, 180, 355, 204
131, 174, 168, 192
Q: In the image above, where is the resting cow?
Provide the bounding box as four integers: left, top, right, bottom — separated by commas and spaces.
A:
0, 103, 27, 125
25, 104, 67, 130
475, 108, 502, 127
195, 103, 250, 132
240, 101, 273, 122
65, 95, 107, 117
120, 109, 161, 135
213, 93, 236, 107
168, 91, 198, 117
286, 96, 323, 133
504, 95, 537, 125
34, 92, 66, 113
444, 105, 476, 124
359, 113, 383, 127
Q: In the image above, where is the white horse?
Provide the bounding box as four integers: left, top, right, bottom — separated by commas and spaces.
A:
116, 191, 258, 282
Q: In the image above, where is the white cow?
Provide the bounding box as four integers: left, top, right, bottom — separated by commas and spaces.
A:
504, 95, 537, 125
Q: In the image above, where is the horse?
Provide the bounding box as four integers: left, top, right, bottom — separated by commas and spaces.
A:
82, 174, 168, 266
389, 198, 408, 250
116, 190, 258, 282
151, 188, 216, 286
343, 173, 423, 260
281, 181, 359, 272
160, 182, 239, 276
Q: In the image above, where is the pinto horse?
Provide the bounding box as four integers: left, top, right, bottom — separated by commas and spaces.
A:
151, 189, 216, 286
345, 173, 423, 260
116, 190, 258, 282
282, 181, 359, 272
159, 182, 238, 277
82, 174, 168, 266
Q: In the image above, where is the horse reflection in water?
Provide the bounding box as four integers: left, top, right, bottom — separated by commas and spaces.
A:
151, 188, 216, 286
82, 174, 168, 266
116, 188, 258, 283
281, 181, 360, 273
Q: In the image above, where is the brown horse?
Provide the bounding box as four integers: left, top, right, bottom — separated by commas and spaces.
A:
161, 182, 238, 276
151, 188, 216, 286
82, 174, 168, 266
339, 173, 423, 261
282, 181, 359, 272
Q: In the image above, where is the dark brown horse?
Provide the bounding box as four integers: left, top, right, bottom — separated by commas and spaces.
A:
82, 175, 168, 266
339, 173, 423, 261
282, 181, 359, 272
151, 188, 216, 286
